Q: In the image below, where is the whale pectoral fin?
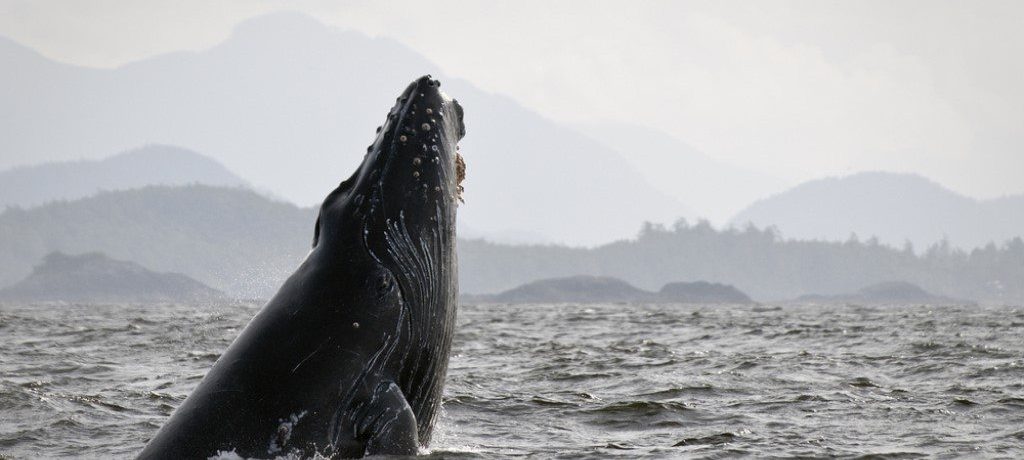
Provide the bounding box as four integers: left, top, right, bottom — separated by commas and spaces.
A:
361, 382, 419, 457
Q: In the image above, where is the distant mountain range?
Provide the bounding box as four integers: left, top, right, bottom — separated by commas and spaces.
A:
0, 144, 248, 209
0, 12, 688, 246
731, 172, 1024, 250
2, 185, 1019, 304
1, 12, 1019, 248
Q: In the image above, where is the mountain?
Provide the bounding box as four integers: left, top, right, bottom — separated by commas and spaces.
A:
0, 185, 315, 299
0, 144, 248, 209
575, 123, 788, 224
0, 251, 224, 303
0, 12, 689, 246
730, 172, 1024, 250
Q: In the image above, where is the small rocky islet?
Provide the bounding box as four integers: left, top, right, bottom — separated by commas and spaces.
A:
0, 251, 225, 304
796, 281, 973, 305
466, 275, 753, 304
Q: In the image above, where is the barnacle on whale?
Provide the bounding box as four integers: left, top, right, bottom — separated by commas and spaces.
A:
455, 150, 466, 203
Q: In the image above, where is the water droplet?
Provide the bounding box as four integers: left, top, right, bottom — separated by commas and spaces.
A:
421, 123, 431, 131
413, 171, 420, 178
352, 322, 360, 329
413, 157, 422, 166
431, 145, 439, 152
425, 108, 433, 115
399, 135, 408, 142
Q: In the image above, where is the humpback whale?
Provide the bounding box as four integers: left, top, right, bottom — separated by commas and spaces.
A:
139, 75, 465, 459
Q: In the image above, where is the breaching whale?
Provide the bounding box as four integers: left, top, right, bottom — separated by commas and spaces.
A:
139, 75, 465, 459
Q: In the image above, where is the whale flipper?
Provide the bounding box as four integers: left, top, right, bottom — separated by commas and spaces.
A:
362, 382, 419, 456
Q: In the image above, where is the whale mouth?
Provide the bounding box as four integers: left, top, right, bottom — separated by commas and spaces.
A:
455, 149, 466, 202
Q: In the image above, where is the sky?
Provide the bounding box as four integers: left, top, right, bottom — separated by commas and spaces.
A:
1, 0, 1022, 200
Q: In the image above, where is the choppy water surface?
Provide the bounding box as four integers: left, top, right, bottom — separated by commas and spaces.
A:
1, 302, 1022, 459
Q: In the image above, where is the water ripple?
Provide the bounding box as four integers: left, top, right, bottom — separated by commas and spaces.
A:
0, 302, 1022, 458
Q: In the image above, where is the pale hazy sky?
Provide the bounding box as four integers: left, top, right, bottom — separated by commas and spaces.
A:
2, 0, 1022, 199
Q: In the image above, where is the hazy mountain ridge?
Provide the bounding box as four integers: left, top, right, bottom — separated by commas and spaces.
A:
0, 185, 314, 299
0, 144, 248, 209
0, 12, 688, 245
731, 172, 1024, 250
3, 185, 1015, 303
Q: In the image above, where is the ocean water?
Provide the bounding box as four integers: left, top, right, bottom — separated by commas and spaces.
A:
1, 302, 1022, 459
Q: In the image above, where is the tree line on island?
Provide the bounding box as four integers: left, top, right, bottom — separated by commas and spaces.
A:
461, 220, 1021, 304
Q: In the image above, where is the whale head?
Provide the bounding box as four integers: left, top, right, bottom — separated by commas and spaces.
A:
310, 75, 464, 444
314, 75, 464, 253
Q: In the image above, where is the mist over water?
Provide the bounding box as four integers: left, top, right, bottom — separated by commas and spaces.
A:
2, 302, 1022, 458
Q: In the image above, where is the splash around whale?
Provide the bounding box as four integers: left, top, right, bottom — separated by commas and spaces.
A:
138, 75, 465, 459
